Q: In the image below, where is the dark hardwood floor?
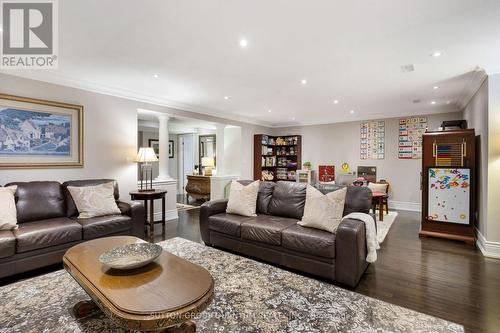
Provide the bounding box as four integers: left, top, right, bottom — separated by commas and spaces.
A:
2, 208, 499, 333
159, 209, 500, 333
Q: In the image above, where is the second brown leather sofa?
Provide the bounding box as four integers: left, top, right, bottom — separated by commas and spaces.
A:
200, 181, 374, 287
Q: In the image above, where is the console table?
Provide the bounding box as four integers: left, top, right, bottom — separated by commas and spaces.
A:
185, 175, 211, 201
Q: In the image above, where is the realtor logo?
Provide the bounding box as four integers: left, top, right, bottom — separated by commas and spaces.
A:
1, 0, 58, 68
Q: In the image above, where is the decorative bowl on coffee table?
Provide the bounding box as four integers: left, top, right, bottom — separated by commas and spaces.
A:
99, 243, 163, 270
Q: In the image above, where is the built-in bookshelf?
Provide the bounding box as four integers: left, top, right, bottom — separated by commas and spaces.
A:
254, 134, 302, 182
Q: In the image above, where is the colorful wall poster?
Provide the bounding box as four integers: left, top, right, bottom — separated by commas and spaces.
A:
360, 120, 385, 160
318, 165, 335, 182
398, 117, 427, 159
427, 168, 470, 224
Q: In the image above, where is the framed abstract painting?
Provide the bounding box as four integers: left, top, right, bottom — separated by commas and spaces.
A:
0, 94, 83, 168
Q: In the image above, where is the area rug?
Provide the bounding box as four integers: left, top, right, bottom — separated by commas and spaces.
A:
376, 211, 398, 243
176, 203, 199, 212
0, 237, 463, 333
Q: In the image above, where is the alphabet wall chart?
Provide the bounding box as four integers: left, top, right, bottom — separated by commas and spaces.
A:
398, 117, 428, 159
360, 120, 385, 160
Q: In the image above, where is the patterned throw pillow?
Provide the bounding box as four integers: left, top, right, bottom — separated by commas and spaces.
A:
0, 186, 18, 230
67, 182, 121, 219
298, 186, 347, 233
226, 180, 260, 217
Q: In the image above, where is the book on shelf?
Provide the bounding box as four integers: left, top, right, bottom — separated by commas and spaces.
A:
275, 136, 299, 146
261, 145, 274, 155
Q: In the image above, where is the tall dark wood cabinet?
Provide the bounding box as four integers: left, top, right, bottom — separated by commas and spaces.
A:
254, 134, 302, 182
420, 129, 476, 245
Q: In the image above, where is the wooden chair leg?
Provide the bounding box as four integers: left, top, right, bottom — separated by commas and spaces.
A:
385, 199, 389, 213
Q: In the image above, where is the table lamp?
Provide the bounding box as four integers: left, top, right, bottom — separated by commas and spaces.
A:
136, 147, 158, 191
201, 157, 215, 176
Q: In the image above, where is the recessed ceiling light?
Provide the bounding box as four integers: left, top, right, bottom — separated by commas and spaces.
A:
446, 101, 451, 104
431, 51, 442, 57
401, 64, 415, 72
301, 79, 307, 85
431, 101, 436, 105
433, 86, 439, 90
349, 110, 355, 114
153, 74, 159, 78
292, 117, 296, 121
224, 96, 229, 100
333, 99, 339, 104
239, 39, 248, 48
268, 109, 272, 113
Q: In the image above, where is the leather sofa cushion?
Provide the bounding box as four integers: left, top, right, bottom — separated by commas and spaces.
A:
282, 224, 336, 258
76, 215, 131, 240
13, 217, 82, 253
0, 230, 16, 258
237, 180, 276, 215
256, 181, 276, 214
6, 181, 65, 223
343, 186, 373, 215
62, 179, 119, 217
268, 181, 306, 220
208, 213, 254, 237
241, 215, 298, 246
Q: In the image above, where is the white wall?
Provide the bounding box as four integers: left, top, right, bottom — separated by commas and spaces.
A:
463, 79, 488, 236
0, 74, 271, 195
274, 112, 463, 206
486, 74, 500, 243
0, 75, 138, 198
223, 126, 243, 176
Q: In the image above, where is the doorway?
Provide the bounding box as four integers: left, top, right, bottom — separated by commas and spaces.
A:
178, 133, 195, 196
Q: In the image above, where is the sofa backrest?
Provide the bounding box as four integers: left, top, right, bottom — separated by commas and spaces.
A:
237, 180, 276, 215
268, 181, 307, 220
343, 186, 373, 215
5, 181, 65, 223
62, 179, 119, 217
234, 180, 372, 219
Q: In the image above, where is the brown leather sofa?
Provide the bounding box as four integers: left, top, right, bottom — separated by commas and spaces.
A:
0, 179, 145, 278
200, 181, 374, 287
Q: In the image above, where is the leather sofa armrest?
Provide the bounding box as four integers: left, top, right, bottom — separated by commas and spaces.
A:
335, 218, 368, 288
117, 200, 145, 239
199, 199, 228, 245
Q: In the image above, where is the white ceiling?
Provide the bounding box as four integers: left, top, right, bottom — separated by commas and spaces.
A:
4, 0, 500, 127
137, 109, 216, 134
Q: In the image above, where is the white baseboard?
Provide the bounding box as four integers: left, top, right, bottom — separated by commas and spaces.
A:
388, 201, 421, 212
476, 230, 500, 259
148, 209, 178, 222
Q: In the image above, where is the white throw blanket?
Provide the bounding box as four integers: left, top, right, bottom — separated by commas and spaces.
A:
342, 213, 380, 263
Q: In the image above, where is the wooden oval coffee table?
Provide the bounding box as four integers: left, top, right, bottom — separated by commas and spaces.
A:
63, 236, 214, 332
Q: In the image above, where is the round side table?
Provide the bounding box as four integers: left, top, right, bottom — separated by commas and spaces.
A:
129, 190, 167, 241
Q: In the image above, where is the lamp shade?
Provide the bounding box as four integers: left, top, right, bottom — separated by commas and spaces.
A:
201, 157, 215, 167
135, 147, 158, 163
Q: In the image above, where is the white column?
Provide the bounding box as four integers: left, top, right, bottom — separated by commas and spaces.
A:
157, 115, 171, 180
215, 123, 226, 175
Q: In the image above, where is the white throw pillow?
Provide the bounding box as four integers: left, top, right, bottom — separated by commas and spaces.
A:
368, 182, 388, 193
0, 186, 18, 230
226, 180, 260, 217
298, 186, 347, 233
67, 182, 121, 219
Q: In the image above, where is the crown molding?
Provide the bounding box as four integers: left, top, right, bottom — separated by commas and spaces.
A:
269, 107, 461, 128
0, 71, 273, 128
456, 67, 488, 110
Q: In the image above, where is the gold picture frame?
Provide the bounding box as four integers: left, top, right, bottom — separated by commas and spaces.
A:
0, 93, 83, 168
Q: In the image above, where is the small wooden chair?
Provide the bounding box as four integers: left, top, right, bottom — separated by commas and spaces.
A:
369, 180, 390, 214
